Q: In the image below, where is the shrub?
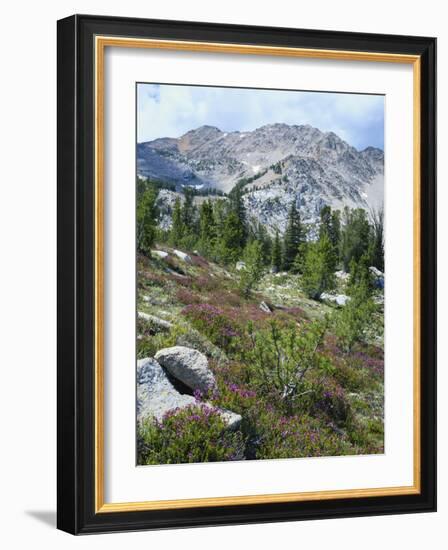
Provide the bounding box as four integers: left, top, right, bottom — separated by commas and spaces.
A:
137, 405, 245, 465
301, 234, 336, 299
333, 283, 376, 352
181, 304, 241, 352
238, 240, 265, 298
250, 409, 350, 459
242, 319, 334, 412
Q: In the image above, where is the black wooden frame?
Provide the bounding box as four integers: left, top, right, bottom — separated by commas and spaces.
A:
57, 14, 437, 534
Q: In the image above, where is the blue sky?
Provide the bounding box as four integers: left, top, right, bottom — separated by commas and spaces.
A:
137, 83, 384, 151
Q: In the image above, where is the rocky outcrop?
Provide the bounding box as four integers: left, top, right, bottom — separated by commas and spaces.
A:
155, 346, 216, 393
137, 358, 195, 423
138, 123, 384, 234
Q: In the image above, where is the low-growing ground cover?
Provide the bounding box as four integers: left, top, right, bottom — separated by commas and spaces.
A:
137, 247, 384, 464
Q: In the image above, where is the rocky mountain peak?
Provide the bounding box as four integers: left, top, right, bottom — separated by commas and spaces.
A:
138, 122, 384, 234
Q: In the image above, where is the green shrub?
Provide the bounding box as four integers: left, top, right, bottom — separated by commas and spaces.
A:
333, 284, 376, 352
238, 240, 265, 298
137, 405, 245, 465
181, 304, 241, 353
247, 409, 350, 459
301, 234, 336, 299
241, 319, 334, 412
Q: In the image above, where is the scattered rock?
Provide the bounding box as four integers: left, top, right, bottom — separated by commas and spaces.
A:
235, 261, 246, 271
369, 266, 384, 289
320, 293, 351, 306
155, 346, 217, 393
212, 406, 242, 430
137, 358, 195, 423
335, 294, 350, 306
369, 266, 383, 278
259, 301, 272, 314
166, 267, 187, 278
173, 249, 192, 263
335, 270, 350, 281
138, 311, 173, 331
151, 249, 169, 259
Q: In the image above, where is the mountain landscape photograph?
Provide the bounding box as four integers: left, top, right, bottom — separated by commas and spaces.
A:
136, 83, 385, 466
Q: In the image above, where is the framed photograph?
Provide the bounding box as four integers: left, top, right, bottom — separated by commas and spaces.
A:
57, 14, 436, 534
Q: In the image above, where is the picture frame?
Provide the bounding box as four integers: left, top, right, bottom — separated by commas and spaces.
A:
57, 14, 436, 534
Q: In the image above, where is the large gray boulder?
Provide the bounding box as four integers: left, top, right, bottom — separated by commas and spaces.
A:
155, 346, 217, 393
137, 357, 241, 429
137, 358, 195, 423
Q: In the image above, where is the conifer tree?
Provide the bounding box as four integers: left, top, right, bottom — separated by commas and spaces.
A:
216, 211, 245, 264
301, 233, 336, 299
198, 200, 216, 254
340, 207, 371, 271
271, 229, 282, 272
369, 207, 384, 271
230, 187, 248, 249
319, 205, 341, 265
170, 197, 185, 246
136, 188, 158, 256
181, 187, 198, 239
283, 202, 303, 270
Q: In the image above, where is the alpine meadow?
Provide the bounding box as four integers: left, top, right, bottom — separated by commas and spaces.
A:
136, 84, 385, 466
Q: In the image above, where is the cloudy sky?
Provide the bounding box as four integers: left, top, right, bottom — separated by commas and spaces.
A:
137, 83, 384, 151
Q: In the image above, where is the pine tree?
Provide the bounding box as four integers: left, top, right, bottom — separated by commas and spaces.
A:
283, 203, 303, 270
136, 188, 158, 256
250, 220, 272, 265
216, 211, 245, 264
301, 233, 336, 300
340, 207, 371, 271
198, 200, 216, 254
271, 229, 282, 272
369, 207, 384, 271
230, 187, 247, 249
170, 197, 184, 246
181, 187, 198, 238
319, 205, 332, 241
291, 242, 308, 274
319, 206, 341, 259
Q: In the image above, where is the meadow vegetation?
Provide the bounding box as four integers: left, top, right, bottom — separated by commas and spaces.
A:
136, 178, 384, 464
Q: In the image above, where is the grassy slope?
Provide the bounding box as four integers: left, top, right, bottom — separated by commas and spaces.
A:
137, 245, 384, 462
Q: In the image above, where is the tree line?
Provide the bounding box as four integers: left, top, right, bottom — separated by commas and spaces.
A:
137, 178, 384, 301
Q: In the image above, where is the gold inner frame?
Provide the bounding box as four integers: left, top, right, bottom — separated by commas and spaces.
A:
94, 36, 422, 513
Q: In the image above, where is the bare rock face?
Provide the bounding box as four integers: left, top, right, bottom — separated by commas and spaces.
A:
138, 123, 384, 235
137, 358, 195, 423
155, 346, 217, 393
